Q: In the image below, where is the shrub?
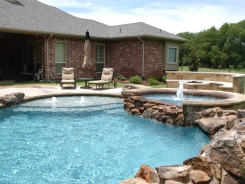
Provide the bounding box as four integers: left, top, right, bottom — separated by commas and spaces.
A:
116, 74, 126, 81
148, 77, 159, 85
162, 75, 167, 83
149, 75, 160, 81
129, 75, 142, 84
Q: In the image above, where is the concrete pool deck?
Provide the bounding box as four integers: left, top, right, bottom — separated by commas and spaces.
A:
0, 85, 123, 100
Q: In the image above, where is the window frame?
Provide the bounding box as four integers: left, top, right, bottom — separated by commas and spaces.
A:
96, 44, 105, 73
55, 41, 67, 74
167, 46, 177, 64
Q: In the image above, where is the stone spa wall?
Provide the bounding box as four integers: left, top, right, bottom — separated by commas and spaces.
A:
121, 87, 245, 184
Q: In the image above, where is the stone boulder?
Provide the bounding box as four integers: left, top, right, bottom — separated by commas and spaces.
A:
196, 118, 226, 135
120, 178, 149, 184
134, 164, 160, 183
183, 156, 212, 177
202, 108, 216, 117
190, 170, 211, 184
156, 165, 191, 183
237, 109, 245, 118
165, 180, 186, 184
221, 168, 244, 184
209, 139, 245, 178
0, 92, 25, 108
225, 115, 238, 130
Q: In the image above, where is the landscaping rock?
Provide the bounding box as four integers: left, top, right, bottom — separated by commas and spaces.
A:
183, 156, 212, 177
196, 118, 226, 135
237, 109, 245, 118
225, 115, 238, 130
120, 178, 149, 184
0, 92, 25, 108
134, 164, 160, 183
221, 168, 242, 184
209, 139, 245, 178
156, 165, 191, 183
190, 170, 211, 184
165, 180, 186, 184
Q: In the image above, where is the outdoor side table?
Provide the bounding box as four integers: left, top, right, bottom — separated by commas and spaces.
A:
79, 78, 93, 89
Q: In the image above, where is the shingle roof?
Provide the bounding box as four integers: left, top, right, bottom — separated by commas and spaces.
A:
0, 0, 187, 42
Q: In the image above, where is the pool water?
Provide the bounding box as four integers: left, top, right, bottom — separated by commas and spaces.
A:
142, 94, 221, 106
0, 96, 210, 183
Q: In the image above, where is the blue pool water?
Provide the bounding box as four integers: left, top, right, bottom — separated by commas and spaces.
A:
142, 94, 221, 106
0, 96, 210, 183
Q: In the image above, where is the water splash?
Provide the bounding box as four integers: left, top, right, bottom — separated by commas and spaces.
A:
80, 96, 85, 103
52, 97, 57, 103
175, 81, 185, 100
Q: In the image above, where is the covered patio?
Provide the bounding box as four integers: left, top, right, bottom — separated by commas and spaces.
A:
0, 31, 45, 81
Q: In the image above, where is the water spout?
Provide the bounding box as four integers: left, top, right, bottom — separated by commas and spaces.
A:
52, 97, 57, 103
80, 96, 85, 103
176, 81, 185, 100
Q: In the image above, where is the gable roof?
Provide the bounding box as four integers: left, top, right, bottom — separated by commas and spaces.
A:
0, 0, 187, 42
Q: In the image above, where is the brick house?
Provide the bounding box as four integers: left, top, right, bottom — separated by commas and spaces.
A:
0, 0, 187, 81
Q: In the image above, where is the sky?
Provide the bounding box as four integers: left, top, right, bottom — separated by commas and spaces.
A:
38, 0, 245, 34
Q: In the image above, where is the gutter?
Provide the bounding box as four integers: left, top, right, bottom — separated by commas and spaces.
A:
138, 37, 145, 80
46, 34, 53, 81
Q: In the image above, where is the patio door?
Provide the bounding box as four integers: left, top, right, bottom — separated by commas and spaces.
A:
96, 44, 105, 73
27, 42, 33, 73
35, 41, 42, 73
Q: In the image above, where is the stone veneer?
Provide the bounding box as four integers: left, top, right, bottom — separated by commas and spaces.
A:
166, 71, 245, 94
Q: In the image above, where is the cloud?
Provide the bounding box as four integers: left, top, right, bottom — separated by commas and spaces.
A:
38, 0, 245, 34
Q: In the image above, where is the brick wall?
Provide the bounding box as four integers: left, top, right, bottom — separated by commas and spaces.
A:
1, 33, 168, 81
107, 39, 165, 79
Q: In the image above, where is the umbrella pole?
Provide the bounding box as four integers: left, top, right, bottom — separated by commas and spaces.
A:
80, 66, 92, 89
85, 67, 88, 87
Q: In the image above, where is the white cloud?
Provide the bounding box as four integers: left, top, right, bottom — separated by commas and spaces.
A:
38, 0, 245, 34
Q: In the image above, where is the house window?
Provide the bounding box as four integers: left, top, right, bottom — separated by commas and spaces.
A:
55, 42, 66, 73
168, 47, 177, 63
96, 45, 105, 72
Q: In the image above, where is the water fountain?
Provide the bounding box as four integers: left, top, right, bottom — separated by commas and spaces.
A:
80, 96, 85, 103
175, 81, 185, 100
51, 97, 57, 103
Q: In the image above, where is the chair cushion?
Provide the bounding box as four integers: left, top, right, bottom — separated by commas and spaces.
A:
62, 67, 75, 80
101, 68, 113, 82
61, 79, 75, 83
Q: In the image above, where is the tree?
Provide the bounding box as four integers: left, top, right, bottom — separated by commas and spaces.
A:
177, 20, 245, 70
208, 46, 229, 68
187, 50, 200, 71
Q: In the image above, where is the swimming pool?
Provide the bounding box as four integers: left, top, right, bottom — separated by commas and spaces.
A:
0, 96, 210, 183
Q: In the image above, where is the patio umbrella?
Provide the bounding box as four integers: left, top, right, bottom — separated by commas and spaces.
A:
81, 31, 91, 88
82, 31, 91, 68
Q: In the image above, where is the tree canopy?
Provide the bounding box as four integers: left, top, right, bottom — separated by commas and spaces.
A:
177, 20, 245, 70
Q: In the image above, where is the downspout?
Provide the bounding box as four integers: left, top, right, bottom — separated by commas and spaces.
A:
46, 34, 53, 81
138, 37, 145, 80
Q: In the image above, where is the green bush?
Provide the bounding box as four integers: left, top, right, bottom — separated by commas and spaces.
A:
148, 77, 159, 85
129, 75, 142, 84
149, 75, 160, 81
162, 75, 167, 83
116, 74, 126, 81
